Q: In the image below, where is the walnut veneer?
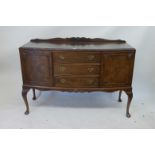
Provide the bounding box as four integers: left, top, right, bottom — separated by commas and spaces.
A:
19, 37, 136, 117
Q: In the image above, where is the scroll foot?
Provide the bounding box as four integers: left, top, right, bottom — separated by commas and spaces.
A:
24, 110, 29, 115
22, 87, 30, 115
125, 89, 133, 118
126, 113, 131, 118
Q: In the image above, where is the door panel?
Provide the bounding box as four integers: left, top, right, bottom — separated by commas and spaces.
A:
101, 53, 134, 87
20, 49, 52, 86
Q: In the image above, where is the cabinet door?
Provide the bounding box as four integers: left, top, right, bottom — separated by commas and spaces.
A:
20, 49, 52, 86
101, 53, 135, 87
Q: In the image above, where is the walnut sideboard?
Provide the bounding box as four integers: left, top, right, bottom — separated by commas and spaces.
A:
19, 37, 136, 118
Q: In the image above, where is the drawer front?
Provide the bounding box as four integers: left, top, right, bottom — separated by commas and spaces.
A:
54, 77, 99, 88
53, 52, 100, 63
54, 63, 100, 75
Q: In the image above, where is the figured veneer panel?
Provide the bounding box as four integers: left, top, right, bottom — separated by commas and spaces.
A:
101, 53, 135, 87
20, 49, 52, 86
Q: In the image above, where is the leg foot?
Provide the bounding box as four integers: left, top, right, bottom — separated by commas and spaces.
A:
125, 90, 133, 118
32, 88, 36, 100
24, 110, 29, 115
118, 90, 122, 102
126, 112, 131, 118
22, 87, 30, 115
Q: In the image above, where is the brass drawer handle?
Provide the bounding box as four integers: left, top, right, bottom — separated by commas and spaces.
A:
60, 66, 66, 72
88, 55, 95, 60
128, 53, 133, 58
59, 55, 65, 60
88, 67, 94, 72
60, 79, 66, 84
87, 79, 94, 85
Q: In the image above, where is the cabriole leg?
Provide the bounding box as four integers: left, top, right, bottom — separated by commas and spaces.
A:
32, 88, 36, 100
118, 90, 122, 102
22, 87, 30, 115
125, 90, 133, 118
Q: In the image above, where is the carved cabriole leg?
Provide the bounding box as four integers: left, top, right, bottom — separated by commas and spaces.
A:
32, 88, 36, 100
124, 89, 133, 118
22, 87, 30, 115
118, 90, 122, 102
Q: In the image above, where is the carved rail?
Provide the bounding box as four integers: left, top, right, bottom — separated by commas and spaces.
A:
31, 37, 126, 45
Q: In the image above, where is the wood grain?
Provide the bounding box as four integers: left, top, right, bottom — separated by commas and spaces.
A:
19, 37, 136, 117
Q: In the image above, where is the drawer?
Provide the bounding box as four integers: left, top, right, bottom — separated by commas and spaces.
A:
53, 52, 100, 63
54, 63, 100, 75
54, 77, 99, 88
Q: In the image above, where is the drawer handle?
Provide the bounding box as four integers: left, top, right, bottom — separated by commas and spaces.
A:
59, 55, 65, 60
87, 79, 94, 85
60, 79, 66, 84
88, 55, 95, 60
88, 67, 94, 72
128, 53, 133, 58
60, 66, 66, 72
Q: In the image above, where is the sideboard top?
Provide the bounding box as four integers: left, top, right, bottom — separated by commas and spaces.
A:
21, 37, 135, 51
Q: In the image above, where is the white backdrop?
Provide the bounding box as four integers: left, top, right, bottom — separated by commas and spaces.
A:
0, 26, 155, 128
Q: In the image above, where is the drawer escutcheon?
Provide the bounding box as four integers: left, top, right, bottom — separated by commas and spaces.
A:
88, 55, 95, 60
87, 79, 95, 85
88, 67, 94, 72
60, 78, 66, 83
60, 66, 66, 72
59, 55, 65, 60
